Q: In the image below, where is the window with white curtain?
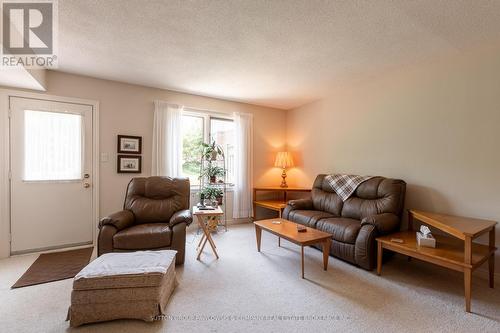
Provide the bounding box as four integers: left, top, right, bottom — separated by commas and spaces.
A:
210, 118, 235, 184
180, 114, 204, 184
180, 110, 235, 185
23, 110, 82, 181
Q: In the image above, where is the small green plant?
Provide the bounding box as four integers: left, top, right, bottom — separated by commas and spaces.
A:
201, 141, 224, 160
200, 187, 223, 201
201, 165, 225, 183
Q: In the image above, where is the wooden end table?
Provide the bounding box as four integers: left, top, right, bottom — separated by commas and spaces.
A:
254, 218, 332, 279
376, 209, 497, 312
253, 187, 310, 219
193, 206, 224, 260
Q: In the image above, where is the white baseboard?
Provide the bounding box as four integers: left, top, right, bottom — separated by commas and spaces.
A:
9, 243, 95, 258
187, 217, 251, 232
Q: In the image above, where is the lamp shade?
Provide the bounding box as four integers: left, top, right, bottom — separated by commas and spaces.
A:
274, 152, 294, 168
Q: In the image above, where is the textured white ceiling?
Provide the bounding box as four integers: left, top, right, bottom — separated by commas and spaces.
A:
58, 1, 500, 109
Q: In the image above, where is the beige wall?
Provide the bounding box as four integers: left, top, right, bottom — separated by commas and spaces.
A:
44, 71, 286, 217
286, 46, 500, 273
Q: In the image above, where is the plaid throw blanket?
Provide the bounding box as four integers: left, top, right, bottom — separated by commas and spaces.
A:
325, 174, 374, 201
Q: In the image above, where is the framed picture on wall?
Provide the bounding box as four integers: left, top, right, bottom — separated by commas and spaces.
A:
117, 155, 142, 173
117, 135, 142, 154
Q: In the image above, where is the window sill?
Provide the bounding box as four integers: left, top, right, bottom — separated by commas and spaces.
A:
190, 184, 235, 192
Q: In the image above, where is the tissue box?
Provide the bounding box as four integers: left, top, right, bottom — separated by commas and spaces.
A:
416, 232, 436, 248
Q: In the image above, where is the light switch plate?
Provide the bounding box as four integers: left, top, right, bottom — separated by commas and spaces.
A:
100, 152, 109, 162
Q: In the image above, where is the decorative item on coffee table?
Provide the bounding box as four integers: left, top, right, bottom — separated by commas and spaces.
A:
198, 141, 227, 231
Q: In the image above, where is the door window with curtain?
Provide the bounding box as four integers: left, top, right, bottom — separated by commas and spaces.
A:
23, 110, 83, 181
180, 110, 235, 186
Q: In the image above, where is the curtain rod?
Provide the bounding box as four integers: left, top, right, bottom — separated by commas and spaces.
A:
155, 100, 251, 118
183, 105, 231, 116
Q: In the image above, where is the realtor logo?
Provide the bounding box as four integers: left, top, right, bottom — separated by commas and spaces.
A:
1, 0, 58, 68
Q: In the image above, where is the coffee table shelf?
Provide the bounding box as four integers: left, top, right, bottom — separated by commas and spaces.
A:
377, 231, 494, 271
376, 209, 497, 312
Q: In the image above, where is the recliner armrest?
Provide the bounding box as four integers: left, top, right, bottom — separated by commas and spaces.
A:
287, 198, 313, 210
99, 210, 135, 231
170, 209, 192, 227
361, 213, 400, 235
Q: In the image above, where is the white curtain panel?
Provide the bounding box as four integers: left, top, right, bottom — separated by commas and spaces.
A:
152, 101, 183, 177
24, 110, 82, 181
233, 112, 254, 219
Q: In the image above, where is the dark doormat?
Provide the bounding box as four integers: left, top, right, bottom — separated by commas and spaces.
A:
11, 247, 94, 288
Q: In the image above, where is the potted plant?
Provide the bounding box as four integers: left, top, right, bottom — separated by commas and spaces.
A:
200, 187, 223, 205
201, 165, 225, 183
201, 141, 224, 161
215, 189, 223, 205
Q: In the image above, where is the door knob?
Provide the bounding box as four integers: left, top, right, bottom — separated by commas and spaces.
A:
83, 183, 90, 188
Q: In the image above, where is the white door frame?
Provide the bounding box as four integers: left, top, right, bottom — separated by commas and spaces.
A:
0, 89, 100, 258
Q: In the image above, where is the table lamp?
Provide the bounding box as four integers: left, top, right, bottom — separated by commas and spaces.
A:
274, 152, 294, 188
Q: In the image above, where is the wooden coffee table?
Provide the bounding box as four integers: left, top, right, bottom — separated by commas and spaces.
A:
254, 218, 332, 278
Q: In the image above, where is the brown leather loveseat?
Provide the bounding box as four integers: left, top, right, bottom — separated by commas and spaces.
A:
98, 176, 192, 265
283, 174, 406, 270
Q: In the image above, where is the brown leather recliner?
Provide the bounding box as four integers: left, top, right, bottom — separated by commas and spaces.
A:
283, 174, 406, 270
98, 176, 192, 265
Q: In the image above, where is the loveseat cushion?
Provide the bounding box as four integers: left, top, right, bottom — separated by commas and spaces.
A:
311, 187, 344, 216
287, 210, 334, 228
341, 177, 406, 220
316, 217, 361, 244
113, 223, 172, 250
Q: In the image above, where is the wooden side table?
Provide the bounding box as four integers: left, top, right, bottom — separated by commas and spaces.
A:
376, 209, 497, 312
253, 187, 310, 219
193, 206, 224, 260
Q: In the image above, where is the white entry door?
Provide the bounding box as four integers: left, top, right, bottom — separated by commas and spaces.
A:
10, 97, 94, 254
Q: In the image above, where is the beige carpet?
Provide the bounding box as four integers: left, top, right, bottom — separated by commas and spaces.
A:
0, 223, 499, 332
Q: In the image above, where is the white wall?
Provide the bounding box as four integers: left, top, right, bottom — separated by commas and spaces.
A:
0, 71, 286, 258
43, 71, 287, 217
286, 45, 500, 273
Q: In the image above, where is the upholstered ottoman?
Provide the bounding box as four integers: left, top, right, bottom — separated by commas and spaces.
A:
67, 250, 177, 327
